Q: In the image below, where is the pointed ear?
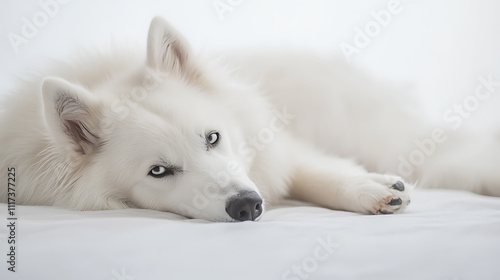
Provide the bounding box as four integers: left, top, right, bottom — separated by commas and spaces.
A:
42, 77, 102, 155
147, 17, 192, 74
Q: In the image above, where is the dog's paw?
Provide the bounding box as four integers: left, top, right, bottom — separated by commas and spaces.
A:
371, 180, 411, 214
350, 174, 412, 215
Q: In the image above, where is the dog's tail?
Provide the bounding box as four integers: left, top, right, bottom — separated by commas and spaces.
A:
410, 129, 500, 196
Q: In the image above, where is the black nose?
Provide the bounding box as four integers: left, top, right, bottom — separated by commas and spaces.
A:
225, 191, 263, 221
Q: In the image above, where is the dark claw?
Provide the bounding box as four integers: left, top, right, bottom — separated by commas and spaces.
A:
388, 198, 402, 206
391, 181, 405, 192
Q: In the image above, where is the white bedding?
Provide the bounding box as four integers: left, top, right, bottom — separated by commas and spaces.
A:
1, 189, 500, 280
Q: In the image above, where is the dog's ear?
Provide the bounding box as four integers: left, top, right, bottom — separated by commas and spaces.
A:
147, 16, 192, 74
42, 77, 102, 155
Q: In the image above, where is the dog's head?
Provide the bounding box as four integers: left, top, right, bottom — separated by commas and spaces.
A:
41, 17, 265, 222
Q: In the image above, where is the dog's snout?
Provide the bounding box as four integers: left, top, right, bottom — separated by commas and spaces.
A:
225, 191, 263, 221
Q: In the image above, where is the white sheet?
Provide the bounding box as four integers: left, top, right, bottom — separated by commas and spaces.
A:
1, 189, 500, 280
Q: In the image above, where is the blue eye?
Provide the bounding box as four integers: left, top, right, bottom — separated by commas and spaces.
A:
148, 165, 177, 178
206, 131, 220, 148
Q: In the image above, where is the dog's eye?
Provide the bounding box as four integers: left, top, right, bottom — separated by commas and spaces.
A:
206, 131, 220, 148
148, 165, 177, 178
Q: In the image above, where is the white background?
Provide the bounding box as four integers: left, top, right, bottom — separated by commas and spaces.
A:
1, 0, 499, 125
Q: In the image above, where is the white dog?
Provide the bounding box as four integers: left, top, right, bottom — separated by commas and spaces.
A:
0, 17, 497, 222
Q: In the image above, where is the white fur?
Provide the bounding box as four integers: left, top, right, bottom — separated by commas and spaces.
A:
226, 52, 500, 197
1, 17, 496, 222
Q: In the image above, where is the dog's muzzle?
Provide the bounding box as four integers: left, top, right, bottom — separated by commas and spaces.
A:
225, 191, 263, 221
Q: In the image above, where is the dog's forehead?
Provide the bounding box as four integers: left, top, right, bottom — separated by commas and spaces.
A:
108, 96, 222, 143
105, 109, 204, 161
123, 106, 208, 136
101, 73, 229, 147
141, 81, 224, 121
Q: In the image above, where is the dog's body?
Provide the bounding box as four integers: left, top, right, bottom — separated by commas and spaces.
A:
0, 18, 498, 222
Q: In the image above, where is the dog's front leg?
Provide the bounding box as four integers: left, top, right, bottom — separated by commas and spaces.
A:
288, 142, 411, 214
